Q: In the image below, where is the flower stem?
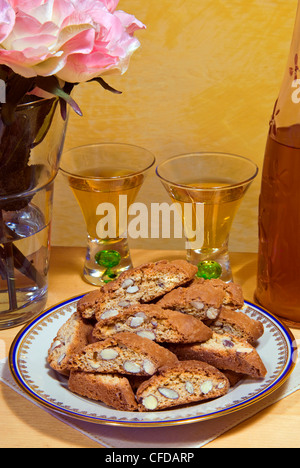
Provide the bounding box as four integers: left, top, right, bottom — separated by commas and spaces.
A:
0, 209, 18, 310
3, 241, 18, 310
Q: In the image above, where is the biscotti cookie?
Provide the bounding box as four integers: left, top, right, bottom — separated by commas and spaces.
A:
193, 278, 244, 310
127, 375, 149, 393
68, 371, 138, 411
77, 259, 198, 320
157, 280, 225, 321
127, 369, 242, 393
77, 290, 105, 320
167, 332, 267, 379
222, 370, 244, 387
92, 304, 213, 344
208, 306, 264, 344
47, 312, 94, 376
136, 360, 230, 412
68, 332, 178, 376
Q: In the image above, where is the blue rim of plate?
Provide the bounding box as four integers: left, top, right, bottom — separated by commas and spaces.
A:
9, 296, 298, 427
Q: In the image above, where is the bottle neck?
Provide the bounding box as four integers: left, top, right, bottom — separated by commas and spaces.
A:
271, 1, 300, 146
290, 1, 300, 57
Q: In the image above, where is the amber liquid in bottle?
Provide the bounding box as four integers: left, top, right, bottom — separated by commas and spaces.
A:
256, 124, 300, 324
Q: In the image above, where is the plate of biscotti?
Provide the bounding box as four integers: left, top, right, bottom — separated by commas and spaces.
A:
9, 259, 297, 426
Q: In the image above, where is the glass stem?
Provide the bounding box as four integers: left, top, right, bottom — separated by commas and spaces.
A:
83, 236, 133, 286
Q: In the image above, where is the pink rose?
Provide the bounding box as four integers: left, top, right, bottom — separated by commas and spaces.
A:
0, 0, 145, 82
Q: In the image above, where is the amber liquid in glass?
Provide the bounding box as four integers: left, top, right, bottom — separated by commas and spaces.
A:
68, 168, 144, 239
256, 124, 300, 324
172, 180, 244, 249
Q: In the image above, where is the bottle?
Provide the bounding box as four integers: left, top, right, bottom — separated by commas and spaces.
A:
255, 1, 300, 327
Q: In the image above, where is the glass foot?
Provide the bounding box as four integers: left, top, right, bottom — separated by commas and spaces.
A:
83, 237, 132, 286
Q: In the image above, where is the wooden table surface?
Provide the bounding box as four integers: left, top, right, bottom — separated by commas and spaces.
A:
1, 247, 300, 448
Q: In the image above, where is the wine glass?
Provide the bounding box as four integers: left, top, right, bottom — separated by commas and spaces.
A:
60, 143, 155, 285
156, 152, 258, 282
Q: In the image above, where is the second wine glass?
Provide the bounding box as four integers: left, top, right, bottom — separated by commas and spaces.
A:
156, 152, 258, 282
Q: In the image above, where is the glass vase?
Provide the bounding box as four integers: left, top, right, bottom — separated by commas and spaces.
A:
0, 97, 68, 329
255, 1, 300, 327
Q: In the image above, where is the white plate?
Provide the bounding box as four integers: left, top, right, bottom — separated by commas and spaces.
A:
9, 296, 297, 427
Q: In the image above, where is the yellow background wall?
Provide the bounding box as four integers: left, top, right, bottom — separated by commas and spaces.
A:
52, 0, 297, 253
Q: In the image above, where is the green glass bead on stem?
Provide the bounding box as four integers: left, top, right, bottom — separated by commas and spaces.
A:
95, 250, 121, 283
196, 260, 222, 280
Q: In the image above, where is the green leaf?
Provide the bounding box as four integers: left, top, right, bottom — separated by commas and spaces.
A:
1, 74, 36, 125
0, 65, 9, 82
33, 98, 59, 147
35, 76, 83, 116
89, 77, 122, 94
59, 82, 77, 120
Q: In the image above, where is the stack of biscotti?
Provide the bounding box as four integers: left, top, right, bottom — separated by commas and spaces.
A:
47, 259, 266, 413
77, 259, 199, 320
